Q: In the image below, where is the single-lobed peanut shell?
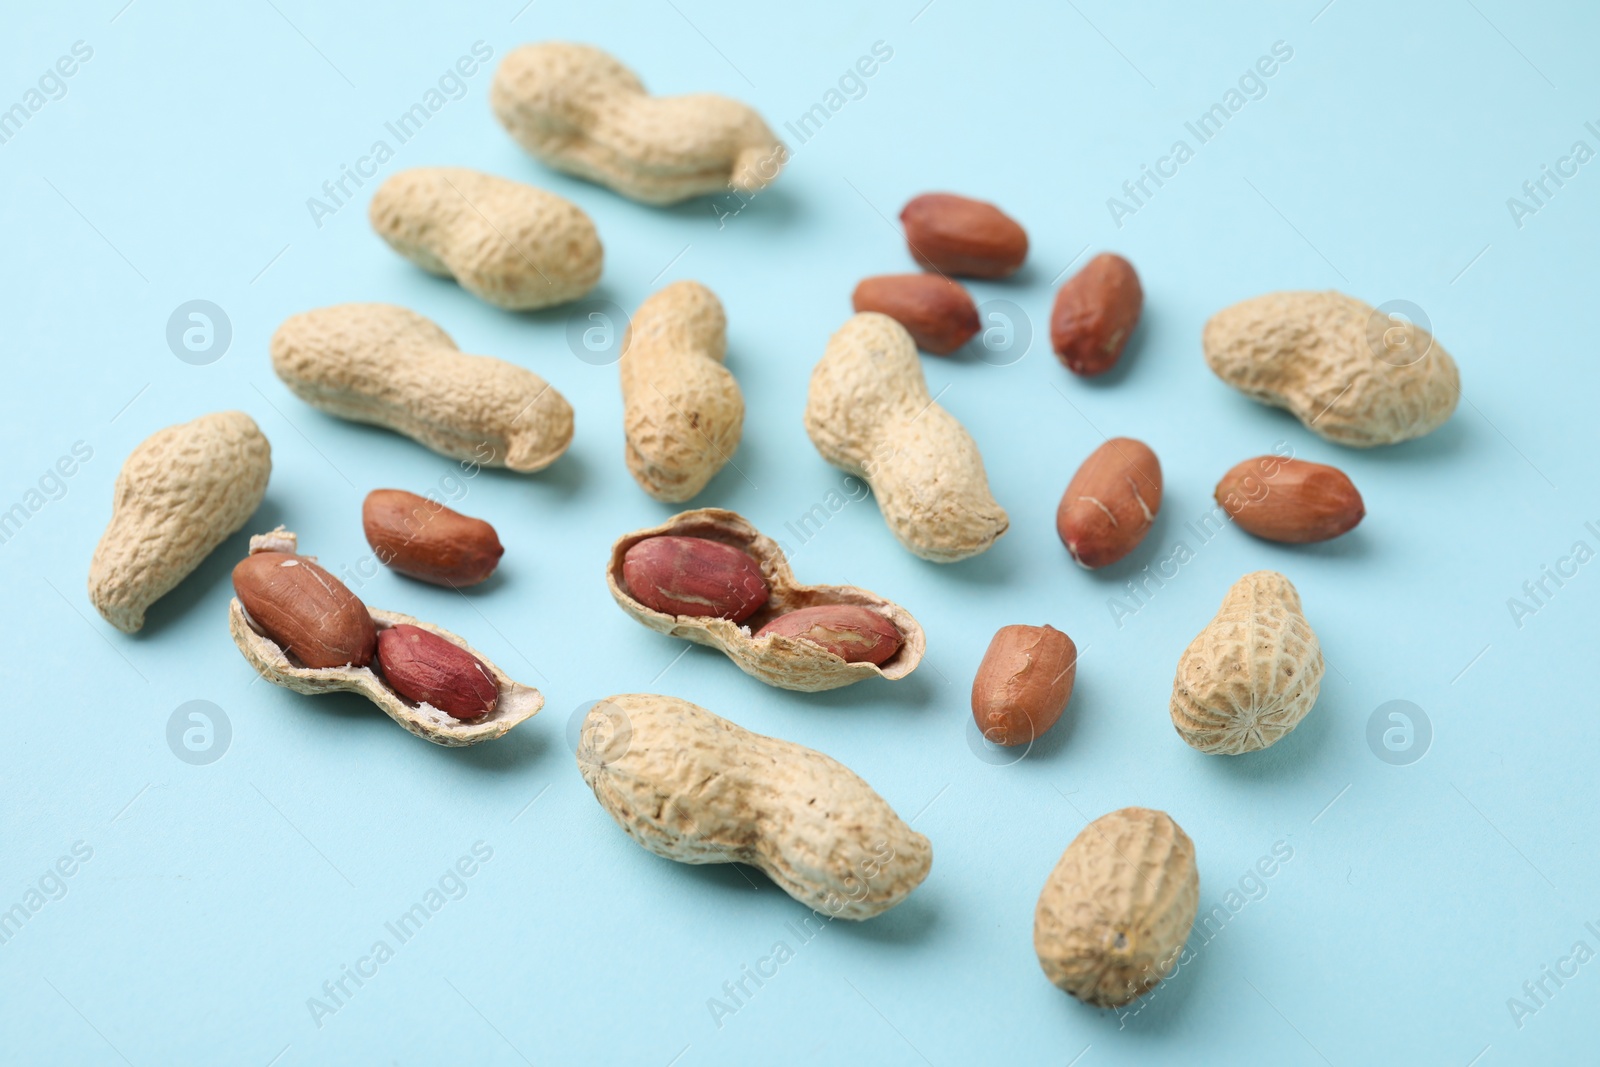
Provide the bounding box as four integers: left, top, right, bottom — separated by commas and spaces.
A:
228, 531, 540, 746
88, 411, 270, 633
607, 508, 924, 692
362, 489, 504, 587
232, 551, 377, 669
577, 693, 931, 919
1203, 290, 1460, 447
804, 313, 1008, 562
1215, 456, 1364, 543
899, 193, 1028, 278
368, 167, 602, 311
1056, 437, 1162, 568
270, 303, 573, 472
851, 273, 980, 355
1170, 571, 1324, 755
1034, 807, 1200, 1008
491, 42, 787, 205
376, 624, 499, 719
754, 605, 902, 666
621, 535, 770, 622
971, 624, 1078, 747
1050, 253, 1143, 376
620, 281, 743, 502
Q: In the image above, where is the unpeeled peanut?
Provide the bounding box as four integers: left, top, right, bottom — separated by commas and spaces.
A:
1170, 571, 1323, 754
900, 193, 1028, 278
971, 625, 1078, 747
1050, 253, 1143, 376
270, 303, 573, 472
491, 42, 787, 205
1215, 456, 1364, 543
851, 274, 979, 355
620, 281, 743, 502
755, 605, 902, 665
88, 411, 270, 633
621, 535, 769, 622
362, 489, 503, 587
578, 693, 931, 919
804, 313, 1008, 562
1034, 807, 1199, 1008
232, 551, 376, 669
1056, 437, 1162, 568
377, 624, 498, 719
369, 167, 602, 311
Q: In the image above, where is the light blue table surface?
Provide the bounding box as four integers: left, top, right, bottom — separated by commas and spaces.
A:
3, 1, 1596, 1063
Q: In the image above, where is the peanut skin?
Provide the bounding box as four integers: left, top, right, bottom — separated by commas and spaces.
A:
622, 535, 770, 622
1050, 253, 1143, 376
363, 489, 503, 587
232, 552, 376, 669
1215, 457, 1364, 543
971, 625, 1078, 747
900, 193, 1028, 278
851, 274, 980, 355
377, 624, 498, 719
755, 605, 903, 665
1056, 437, 1162, 568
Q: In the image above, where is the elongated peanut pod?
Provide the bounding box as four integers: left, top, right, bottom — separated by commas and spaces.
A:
804, 313, 1008, 562
578, 694, 931, 919
270, 303, 573, 472
368, 167, 602, 311
491, 42, 787, 205
88, 411, 270, 633
620, 281, 742, 501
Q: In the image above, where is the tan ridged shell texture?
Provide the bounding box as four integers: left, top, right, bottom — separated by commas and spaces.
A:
1170, 571, 1324, 755
490, 41, 787, 205
88, 411, 270, 633
230, 597, 541, 748
1203, 290, 1460, 447
368, 166, 602, 310
1033, 807, 1199, 1008
606, 508, 924, 692
577, 693, 931, 919
804, 313, 1008, 562
620, 280, 743, 502
270, 303, 573, 472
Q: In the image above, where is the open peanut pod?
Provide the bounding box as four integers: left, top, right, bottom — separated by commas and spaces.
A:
606, 508, 925, 692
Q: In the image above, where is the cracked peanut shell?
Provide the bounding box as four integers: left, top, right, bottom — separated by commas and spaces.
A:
578, 693, 931, 919
606, 508, 924, 692
1169, 570, 1324, 755
1203, 290, 1459, 446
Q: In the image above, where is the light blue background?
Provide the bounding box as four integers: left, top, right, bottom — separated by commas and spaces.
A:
2, 1, 1596, 1063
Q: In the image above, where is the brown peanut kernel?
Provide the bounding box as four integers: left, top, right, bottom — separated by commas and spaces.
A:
232, 552, 376, 670
971, 625, 1078, 747
622, 535, 770, 622
376, 624, 498, 719
363, 489, 503, 587
1056, 438, 1163, 569
755, 605, 902, 665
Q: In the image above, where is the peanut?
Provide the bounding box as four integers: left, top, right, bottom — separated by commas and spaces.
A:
229, 530, 541, 746
754, 605, 902, 665
620, 281, 743, 502
899, 193, 1028, 279
270, 303, 573, 472
362, 489, 503, 587
577, 693, 931, 919
88, 411, 270, 633
971, 625, 1077, 747
1170, 571, 1324, 755
621, 535, 770, 622
1215, 456, 1364, 543
376, 624, 498, 719
1034, 807, 1199, 1008
232, 551, 377, 670
851, 273, 979, 355
608, 508, 924, 691
804, 313, 1009, 562
1050, 253, 1143, 376
1203, 291, 1460, 446
1056, 437, 1162, 568
491, 42, 787, 205
368, 167, 602, 311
